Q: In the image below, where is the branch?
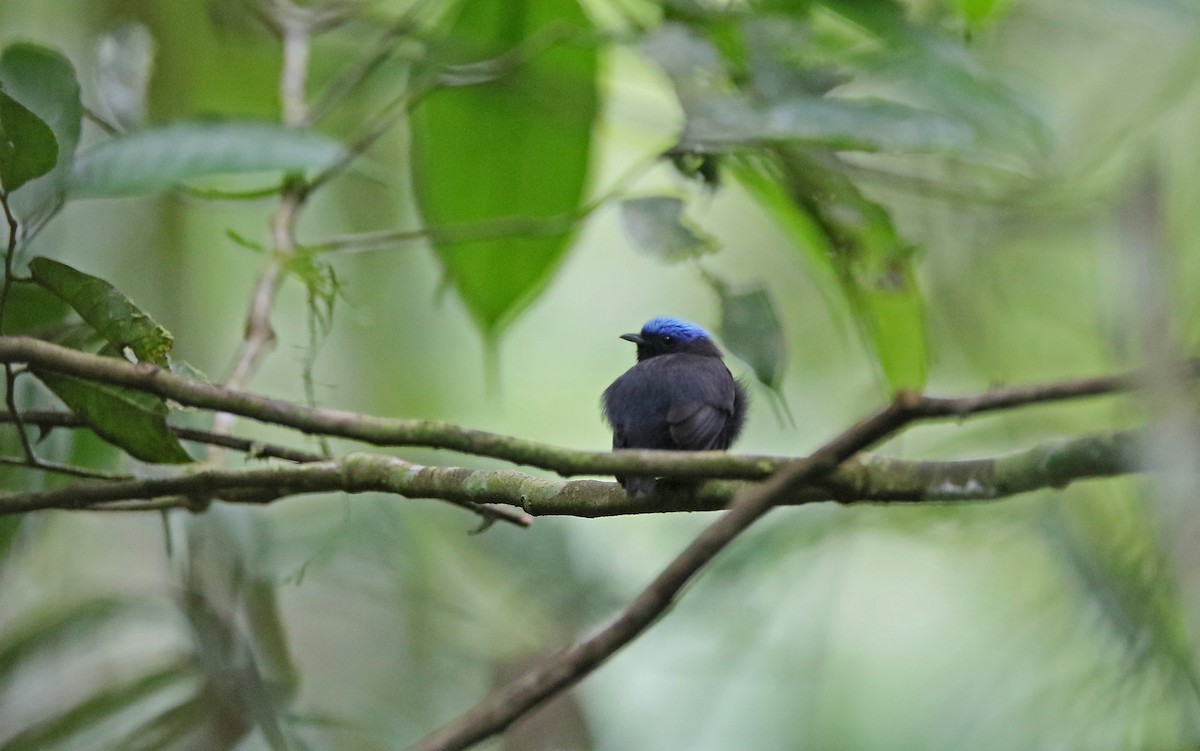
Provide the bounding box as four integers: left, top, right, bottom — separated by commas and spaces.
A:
1, 337, 1173, 480
409, 395, 1149, 749
0, 408, 1142, 516
0, 452, 533, 527
0, 409, 325, 463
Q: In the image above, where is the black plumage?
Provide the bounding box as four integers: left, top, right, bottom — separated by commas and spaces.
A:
602, 317, 748, 496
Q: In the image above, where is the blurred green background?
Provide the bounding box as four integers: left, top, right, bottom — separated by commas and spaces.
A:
3, 0, 1200, 749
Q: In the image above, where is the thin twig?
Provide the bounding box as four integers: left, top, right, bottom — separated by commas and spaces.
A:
212, 3, 314, 449
0, 193, 36, 465
0, 454, 132, 481
302, 72, 438, 195
0, 409, 325, 464
307, 3, 431, 125
308, 152, 659, 256
0, 453, 533, 527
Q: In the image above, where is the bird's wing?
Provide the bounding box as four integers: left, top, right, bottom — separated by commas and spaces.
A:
666, 401, 729, 450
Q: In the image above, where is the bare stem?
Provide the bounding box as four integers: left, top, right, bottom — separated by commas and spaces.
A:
213, 1, 313, 447
0, 193, 36, 464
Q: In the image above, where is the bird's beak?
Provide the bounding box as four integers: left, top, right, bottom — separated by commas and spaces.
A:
620, 333, 644, 344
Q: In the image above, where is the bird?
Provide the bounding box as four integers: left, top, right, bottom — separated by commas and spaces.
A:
602, 316, 748, 496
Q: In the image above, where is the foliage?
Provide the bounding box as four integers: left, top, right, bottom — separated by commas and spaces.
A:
1, 0, 1200, 749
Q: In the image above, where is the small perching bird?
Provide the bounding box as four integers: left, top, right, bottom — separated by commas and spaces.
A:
602, 317, 748, 496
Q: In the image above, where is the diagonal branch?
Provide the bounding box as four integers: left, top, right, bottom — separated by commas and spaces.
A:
406, 394, 925, 751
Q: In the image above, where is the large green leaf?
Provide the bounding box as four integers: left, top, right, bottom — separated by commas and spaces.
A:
0, 87, 56, 194
0, 43, 82, 226
29, 257, 174, 366
32, 371, 192, 464
69, 121, 345, 198
411, 0, 598, 337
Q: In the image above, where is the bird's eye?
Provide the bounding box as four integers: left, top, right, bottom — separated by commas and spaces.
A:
662, 335, 675, 346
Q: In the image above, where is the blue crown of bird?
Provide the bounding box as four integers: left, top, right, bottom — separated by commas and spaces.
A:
602, 317, 748, 497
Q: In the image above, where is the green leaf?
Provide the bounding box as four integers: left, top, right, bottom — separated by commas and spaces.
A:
0, 87, 57, 193
31, 370, 192, 464
0, 516, 21, 567
619, 196, 717, 262
715, 281, 786, 390
1, 279, 69, 335
29, 256, 174, 365
411, 0, 598, 337
949, 0, 1010, 25
0, 43, 82, 226
733, 151, 929, 391
68, 121, 345, 198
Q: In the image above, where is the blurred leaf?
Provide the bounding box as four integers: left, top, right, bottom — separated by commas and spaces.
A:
182, 509, 297, 750
0, 598, 131, 680
69, 122, 345, 198
733, 151, 928, 390
412, 0, 598, 338
619, 196, 717, 262
29, 257, 174, 365
2, 661, 195, 751
821, 0, 1047, 162
949, 0, 1010, 25
31, 371, 192, 464
0, 43, 81, 227
0, 88, 56, 194
0, 517, 21, 568
682, 93, 974, 153
638, 22, 726, 88
0, 280, 69, 335
95, 23, 156, 130
121, 694, 233, 751
1039, 493, 1200, 701
714, 281, 786, 389
642, 21, 973, 155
